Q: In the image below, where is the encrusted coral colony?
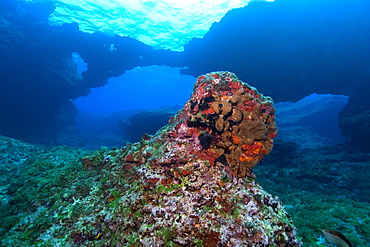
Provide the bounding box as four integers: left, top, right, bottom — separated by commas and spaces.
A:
54, 72, 300, 246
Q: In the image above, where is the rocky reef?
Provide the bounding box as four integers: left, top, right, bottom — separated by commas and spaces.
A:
74, 71, 298, 246
0, 72, 299, 246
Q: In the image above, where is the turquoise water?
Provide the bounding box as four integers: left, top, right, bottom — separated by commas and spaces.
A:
48, 0, 254, 51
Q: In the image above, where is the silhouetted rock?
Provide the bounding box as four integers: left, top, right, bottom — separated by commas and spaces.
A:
340, 111, 370, 150
181, 0, 370, 148
0, 0, 183, 144
119, 110, 176, 142
182, 0, 370, 103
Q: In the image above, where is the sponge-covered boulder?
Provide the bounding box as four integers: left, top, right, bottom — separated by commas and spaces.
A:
71, 71, 299, 246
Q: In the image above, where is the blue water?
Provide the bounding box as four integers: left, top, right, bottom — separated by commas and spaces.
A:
1, 0, 370, 246
0, 0, 368, 148
73, 63, 194, 114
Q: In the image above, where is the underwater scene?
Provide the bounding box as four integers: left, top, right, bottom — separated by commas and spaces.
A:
0, 0, 369, 246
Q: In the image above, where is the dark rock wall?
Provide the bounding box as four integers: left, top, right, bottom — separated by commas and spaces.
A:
181, 0, 370, 146
0, 1, 82, 141
181, 0, 370, 103
0, 0, 183, 143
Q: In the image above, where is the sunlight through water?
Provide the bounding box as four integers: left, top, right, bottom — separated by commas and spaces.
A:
46, 0, 255, 50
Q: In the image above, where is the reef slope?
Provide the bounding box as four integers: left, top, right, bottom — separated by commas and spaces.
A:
1, 72, 300, 246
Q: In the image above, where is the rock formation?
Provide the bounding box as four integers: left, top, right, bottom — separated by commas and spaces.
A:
71, 72, 299, 246
0, 0, 183, 143
180, 0, 370, 146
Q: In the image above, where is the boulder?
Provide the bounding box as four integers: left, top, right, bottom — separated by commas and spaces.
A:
69, 72, 299, 246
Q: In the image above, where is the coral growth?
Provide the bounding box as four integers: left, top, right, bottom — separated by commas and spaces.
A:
153, 71, 278, 178
83, 71, 295, 246
0, 72, 299, 246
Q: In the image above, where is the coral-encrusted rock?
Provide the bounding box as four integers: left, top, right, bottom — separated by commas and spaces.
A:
88, 72, 299, 246
26, 72, 298, 246
151, 71, 278, 178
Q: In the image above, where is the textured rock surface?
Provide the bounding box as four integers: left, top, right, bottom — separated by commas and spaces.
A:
71, 72, 299, 245
77, 71, 297, 246
0, 72, 299, 246
156, 71, 278, 178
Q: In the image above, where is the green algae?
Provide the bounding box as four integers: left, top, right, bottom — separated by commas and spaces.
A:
255, 144, 370, 246
156, 183, 180, 194
125, 233, 139, 247
0, 139, 97, 246
232, 208, 241, 218
194, 239, 204, 246
279, 191, 370, 246
156, 227, 174, 243
107, 190, 121, 208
